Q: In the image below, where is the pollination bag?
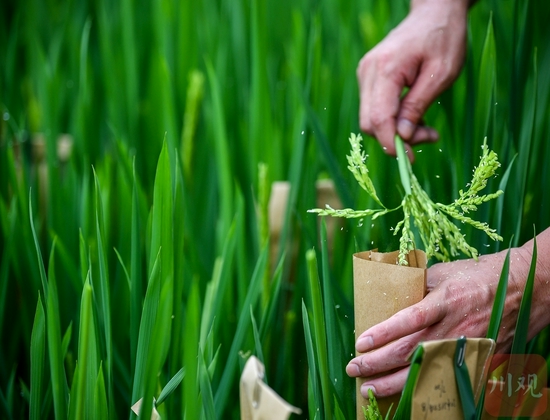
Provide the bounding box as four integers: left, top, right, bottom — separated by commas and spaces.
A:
353, 249, 427, 418
410, 338, 495, 419
240, 356, 301, 420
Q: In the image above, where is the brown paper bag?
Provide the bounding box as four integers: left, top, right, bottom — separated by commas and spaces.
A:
411, 338, 495, 419
353, 249, 427, 418
240, 356, 301, 420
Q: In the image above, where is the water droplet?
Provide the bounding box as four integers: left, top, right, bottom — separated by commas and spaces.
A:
435, 175, 440, 179
430, 74, 434, 78
301, 130, 305, 135
2, 112, 9, 121
383, 146, 387, 151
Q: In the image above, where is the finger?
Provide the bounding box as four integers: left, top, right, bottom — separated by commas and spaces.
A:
347, 333, 420, 377
356, 297, 446, 352
358, 56, 406, 156
397, 63, 456, 139
407, 125, 439, 146
369, 75, 403, 155
360, 367, 411, 398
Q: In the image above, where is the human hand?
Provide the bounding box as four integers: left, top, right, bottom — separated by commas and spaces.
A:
357, 0, 469, 158
345, 234, 550, 399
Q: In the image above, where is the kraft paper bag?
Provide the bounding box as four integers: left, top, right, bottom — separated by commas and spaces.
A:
353, 249, 427, 418
240, 356, 301, 420
131, 398, 160, 420
411, 338, 495, 419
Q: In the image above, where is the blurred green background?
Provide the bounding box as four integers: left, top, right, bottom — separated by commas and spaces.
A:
1, 0, 549, 418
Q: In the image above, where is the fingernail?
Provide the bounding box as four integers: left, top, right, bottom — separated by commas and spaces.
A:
356, 335, 374, 352
346, 362, 361, 377
397, 118, 415, 139
361, 384, 377, 398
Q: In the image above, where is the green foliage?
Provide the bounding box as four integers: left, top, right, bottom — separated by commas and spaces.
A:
0, 0, 549, 418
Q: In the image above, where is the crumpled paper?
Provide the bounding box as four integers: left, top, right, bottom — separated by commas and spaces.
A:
131, 398, 160, 420
240, 356, 301, 420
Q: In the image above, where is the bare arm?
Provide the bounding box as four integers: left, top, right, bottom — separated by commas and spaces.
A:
357, 0, 469, 158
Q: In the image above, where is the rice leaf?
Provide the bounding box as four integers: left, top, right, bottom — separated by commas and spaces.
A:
180, 70, 204, 181
304, 99, 353, 209
200, 219, 236, 348
130, 159, 143, 373
475, 12, 496, 158
476, 242, 513, 419
306, 248, 332, 418
45, 240, 68, 419
114, 248, 131, 292
454, 337, 476, 420
131, 248, 162, 418
93, 363, 109, 420
78, 230, 89, 286
513, 49, 537, 246
511, 233, 537, 355
395, 136, 412, 195
156, 367, 185, 408
0, 366, 16, 420
486, 244, 512, 341
259, 252, 285, 341
148, 139, 175, 402
73, 275, 98, 419
393, 345, 424, 419
213, 243, 268, 415
29, 295, 46, 420
29, 192, 48, 298
199, 347, 216, 420
250, 306, 265, 369
61, 322, 72, 359
319, 218, 347, 417
205, 59, 234, 245
493, 154, 517, 252
302, 300, 322, 419
183, 280, 200, 420
93, 169, 114, 415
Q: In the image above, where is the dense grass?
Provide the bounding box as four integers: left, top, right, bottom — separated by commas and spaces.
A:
1, 0, 550, 418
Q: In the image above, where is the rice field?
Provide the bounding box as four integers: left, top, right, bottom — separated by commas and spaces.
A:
1, 0, 549, 418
